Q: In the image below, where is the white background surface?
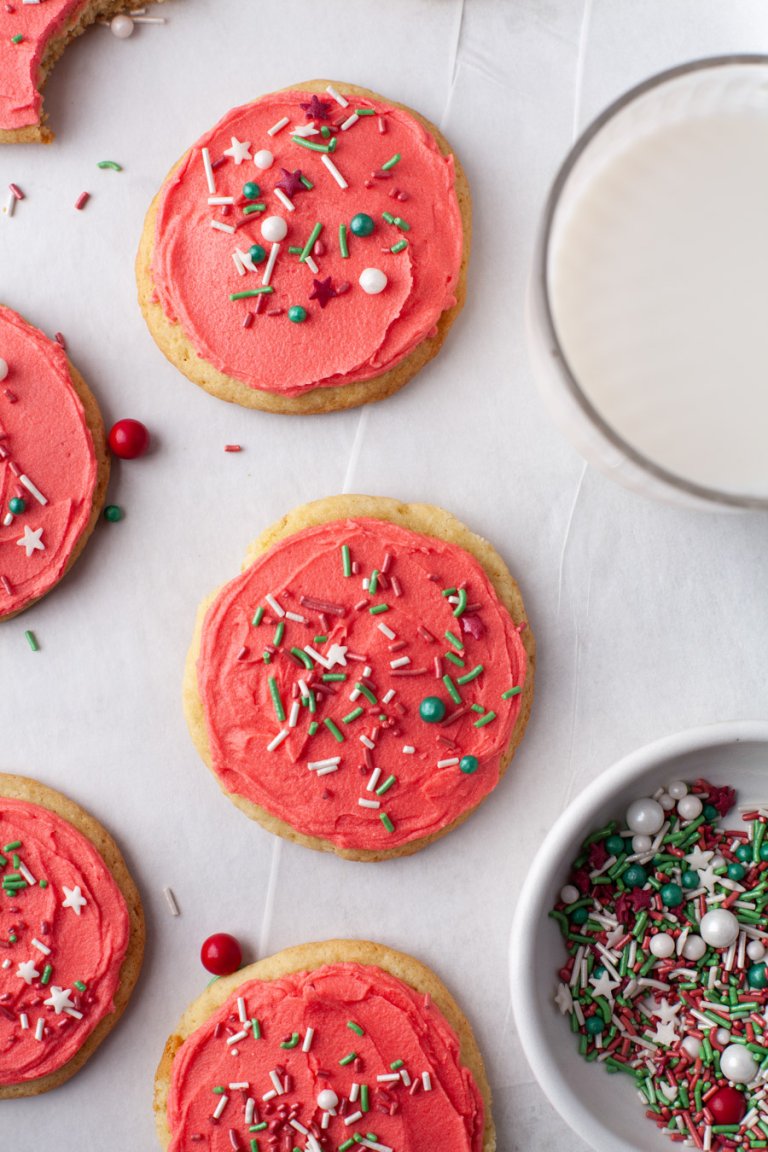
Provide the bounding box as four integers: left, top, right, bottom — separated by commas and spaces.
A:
2, 2, 768, 1149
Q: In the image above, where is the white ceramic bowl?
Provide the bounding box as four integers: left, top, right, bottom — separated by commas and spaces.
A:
510, 721, 768, 1152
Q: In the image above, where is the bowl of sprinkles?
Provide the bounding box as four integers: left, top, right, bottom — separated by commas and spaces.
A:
510, 721, 768, 1152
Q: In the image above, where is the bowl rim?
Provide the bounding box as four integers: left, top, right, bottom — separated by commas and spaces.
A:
509, 720, 768, 1151
535, 54, 768, 511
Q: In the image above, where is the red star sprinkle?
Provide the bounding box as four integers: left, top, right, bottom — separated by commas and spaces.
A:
300, 95, 331, 121
308, 277, 338, 310
275, 169, 307, 198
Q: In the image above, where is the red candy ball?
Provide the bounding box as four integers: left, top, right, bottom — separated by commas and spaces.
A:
708, 1086, 746, 1125
108, 418, 150, 459
200, 932, 242, 976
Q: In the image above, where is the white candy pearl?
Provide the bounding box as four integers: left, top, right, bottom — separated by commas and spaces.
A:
682, 934, 707, 961
700, 908, 740, 949
658, 793, 676, 811
715, 1028, 732, 1046
748, 940, 766, 962
110, 14, 134, 37
632, 834, 652, 853
317, 1089, 339, 1110
668, 780, 688, 800
682, 1035, 703, 1060
625, 798, 665, 835
720, 1043, 759, 1084
677, 794, 703, 821
560, 885, 579, 905
261, 215, 287, 243
359, 267, 388, 295
253, 149, 274, 171
649, 932, 675, 959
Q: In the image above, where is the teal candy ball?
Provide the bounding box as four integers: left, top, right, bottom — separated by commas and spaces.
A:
350, 212, 375, 237
419, 697, 446, 723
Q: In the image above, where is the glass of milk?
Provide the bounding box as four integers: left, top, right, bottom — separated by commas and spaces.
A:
527, 56, 768, 510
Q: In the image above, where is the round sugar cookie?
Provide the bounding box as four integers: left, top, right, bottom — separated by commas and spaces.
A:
0, 304, 109, 620
154, 938, 495, 1152
137, 81, 471, 414
0, 773, 144, 1097
184, 495, 535, 861
0, 0, 168, 143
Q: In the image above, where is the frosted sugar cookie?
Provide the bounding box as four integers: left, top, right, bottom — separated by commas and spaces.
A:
184, 495, 534, 860
138, 82, 470, 413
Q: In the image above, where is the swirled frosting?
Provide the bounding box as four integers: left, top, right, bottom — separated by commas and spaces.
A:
0, 305, 98, 618
0, 796, 130, 1084
0, 1, 89, 132
150, 87, 463, 396
197, 518, 527, 851
167, 962, 484, 1152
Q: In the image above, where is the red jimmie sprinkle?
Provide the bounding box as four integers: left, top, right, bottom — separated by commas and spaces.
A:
54, 332, 67, 349
74, 192, 90, 211
224, 445, 242, 452
8, 184, 23, 200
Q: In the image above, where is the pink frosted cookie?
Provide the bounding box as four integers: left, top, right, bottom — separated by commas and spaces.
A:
0, 0, 167, 143
154, 940, 495, 1152
184, 495, 534, 860
0, 773, 144, 1097
0, 304, 109, 620
137, 81, 471, 414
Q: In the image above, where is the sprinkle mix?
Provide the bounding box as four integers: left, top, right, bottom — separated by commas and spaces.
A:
199, 519, 528, 851
552, 778, 768, 1151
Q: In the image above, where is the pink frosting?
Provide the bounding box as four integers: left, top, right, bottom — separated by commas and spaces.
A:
167, 962, 484, 1152
197, 518, 528, 851
0, 1, 89, 131
0, 305, 98, 617
151, 88, 463, 396
0, 796, 131, 1084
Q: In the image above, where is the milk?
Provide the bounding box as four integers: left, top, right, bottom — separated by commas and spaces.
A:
548, 109, 768, 500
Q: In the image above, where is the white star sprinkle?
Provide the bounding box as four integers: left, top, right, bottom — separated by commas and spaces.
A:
291, 122, 319, 138
651, 998, 683, 1026
15, 959, 40, 985
16, 525, 45, 558
685, 846, 714, 871
649, 1019, 680, 1047
554, 983, 573, 1015
603, 925, 625, 949
696, 865, 721, 894
324, 644, 348, 669
223, 137, 252, 165
589, 970, 621, 1002
44, 986, 75, 1015
61, 885, 87, 916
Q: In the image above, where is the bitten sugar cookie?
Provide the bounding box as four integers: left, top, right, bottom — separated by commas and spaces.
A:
184, 495, 534, 861
137, 81, 470, 414
0, 304, 109, 620
0, 0, 167, 144
155, 939, 495, 1152
0, 773, 144, 1097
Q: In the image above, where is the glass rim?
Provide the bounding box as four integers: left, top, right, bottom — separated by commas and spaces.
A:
537, 54, 768, 511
